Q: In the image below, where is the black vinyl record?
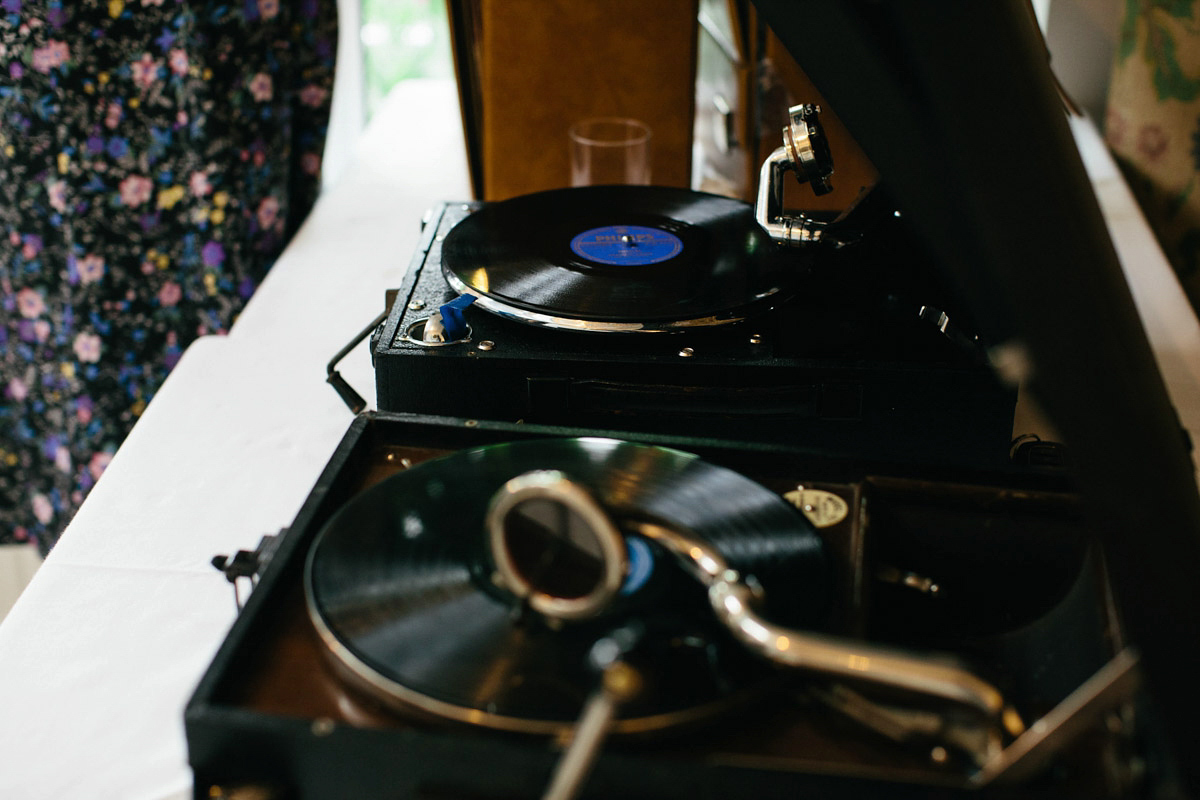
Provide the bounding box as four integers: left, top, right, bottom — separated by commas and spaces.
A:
440, 186, 794, 330
304, 438, 828, 734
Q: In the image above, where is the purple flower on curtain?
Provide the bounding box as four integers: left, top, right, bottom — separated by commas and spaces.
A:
201, 240, 224, 266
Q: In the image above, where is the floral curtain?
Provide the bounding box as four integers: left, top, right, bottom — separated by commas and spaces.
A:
1106, 0, 1200, 316
0, 1, 338, 553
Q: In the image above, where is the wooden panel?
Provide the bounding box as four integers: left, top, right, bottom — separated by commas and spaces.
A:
478, 0, 698, 200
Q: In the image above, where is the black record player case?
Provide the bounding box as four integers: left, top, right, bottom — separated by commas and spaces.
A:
187, 412, 1125, 800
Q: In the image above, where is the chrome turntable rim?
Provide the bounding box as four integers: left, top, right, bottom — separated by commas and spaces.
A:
443, 270, 777, 332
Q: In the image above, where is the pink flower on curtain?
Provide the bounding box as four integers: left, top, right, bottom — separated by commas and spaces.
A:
16, 287, 45, 318
88, 451, 113, 481
119, 175, 153, 207
73, 332, 101, 363
256, 196, 280, 230
168, 48, 188, 76
248, 72, 272, 101
31, 494, 53, 525
1137, 124, 1169, 161
77, 254, 105, 284
158, 280, 182, 307
131, 53, 161, 90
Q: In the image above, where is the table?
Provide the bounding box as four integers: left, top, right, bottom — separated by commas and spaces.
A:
0, 88, 1197, 799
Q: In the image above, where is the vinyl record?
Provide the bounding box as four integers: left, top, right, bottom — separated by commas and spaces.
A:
440, 186, 795, 331
305, 438, 828, 734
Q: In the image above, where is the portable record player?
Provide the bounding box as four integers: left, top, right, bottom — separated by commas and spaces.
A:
368, 162, 1017, 468
187, 2, 1200, 799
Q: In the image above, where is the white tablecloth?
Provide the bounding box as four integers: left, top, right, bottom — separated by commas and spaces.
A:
0, 90, 1196, 798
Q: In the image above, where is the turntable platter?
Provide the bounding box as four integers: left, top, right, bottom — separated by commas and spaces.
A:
439, 186, 796, 331
304, 438, 828, 734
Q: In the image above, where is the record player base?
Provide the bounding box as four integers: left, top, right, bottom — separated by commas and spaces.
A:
372, 203, 1018, 470
186, 413, 1127, 800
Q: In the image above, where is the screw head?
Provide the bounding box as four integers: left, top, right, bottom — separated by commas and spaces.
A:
678, 347, 695, 358
478, 340, 495, 351
408, 300, 425, 311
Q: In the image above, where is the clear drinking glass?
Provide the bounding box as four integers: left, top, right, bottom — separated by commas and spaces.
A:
569, 117, 652, 186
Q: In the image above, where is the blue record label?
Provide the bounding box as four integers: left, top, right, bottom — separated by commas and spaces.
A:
570, 225, 683, 266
